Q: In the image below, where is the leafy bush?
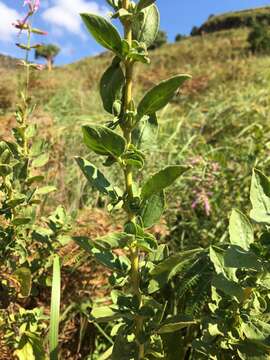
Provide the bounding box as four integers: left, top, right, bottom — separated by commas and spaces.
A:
195, 169, 270, 358
175, 33, 185, 42
248, 21, 270, 54
190, 26, 200, 36
0, 2, 67, 358
35, 44, 60, 71
149, 30, 168, 50
196, 6, 270, 35
0, 72, 17, 112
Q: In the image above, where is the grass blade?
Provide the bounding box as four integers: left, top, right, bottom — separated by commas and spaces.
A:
49, 255, 61, 360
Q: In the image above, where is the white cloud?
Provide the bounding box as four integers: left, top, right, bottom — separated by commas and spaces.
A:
61, 44, 75, 56
0, 2, 19, 43
41, 0, 108, 37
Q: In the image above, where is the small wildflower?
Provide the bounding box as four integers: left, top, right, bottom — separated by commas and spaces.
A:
32, 63, 46, 71
24, 0, 40, 13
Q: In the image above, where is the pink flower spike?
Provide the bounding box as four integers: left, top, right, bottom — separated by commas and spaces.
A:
23, 0, 40, 13
34, 64, 46, 71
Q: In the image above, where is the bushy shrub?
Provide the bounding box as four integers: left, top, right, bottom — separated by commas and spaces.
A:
0, 73, 17, 112
175, 33, 185, 42
197, 7, 270, 35
190, 26, 200, 36
148, 29, 168, 50
248, 21, 270, 54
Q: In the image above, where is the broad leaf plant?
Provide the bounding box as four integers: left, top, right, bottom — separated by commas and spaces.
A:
74, 0, 192, 358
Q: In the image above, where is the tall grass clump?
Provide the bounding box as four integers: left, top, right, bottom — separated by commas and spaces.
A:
248, 21, 270, 54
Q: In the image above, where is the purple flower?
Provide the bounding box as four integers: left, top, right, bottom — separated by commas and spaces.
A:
24, 0, 40, 13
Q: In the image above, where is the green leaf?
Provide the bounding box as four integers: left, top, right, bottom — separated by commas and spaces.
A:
258, 273, 270, 290
150, 249, 201, 277
26, 175, 44, 185
141, 191, 165, 228
75, 157, 118, 201
112, 333, 138, 360
145, 334, 164, 358
32, 153, 49, 168
106, 0, 118, 10
132, 113, 159, 149
0, 164, 12, 176
241, 318, 270, 343
91, 305, 121, 322
0, 148, 12, 164
137, 233, 158, 252
212, 273, 244, 302
12, 217, 31, 226
209, 246, 237, 282
92, 248, 131, 273
158, 315, 196, 334
229, 209, 254, 250
15, 334, 45, 360
73, 236, 131, 273
72, 236, 94, 253
100, 58, 125, 114
7, 193, 26, 208
82, 125, 126, 157
121, 147, 145, 169
25, 124, 37, 139
149, 249, 201, 293
49, 256, 61, 360
132, 4, 160, 47
137, 0, 156, 11
224, 245, 262, 271
141, 165, 189, 199
95, 232, 131, 249
137, 75, 191, 119
14, 267, 32, 297
99, 346, 113, 360
81, 13, 122, 54
162, 333, 185, 360
27, 334, 46, 360
237, 341, 269, 359
35, 186, 57, 195
250, 169, 270, 224
15, 340, 35, 360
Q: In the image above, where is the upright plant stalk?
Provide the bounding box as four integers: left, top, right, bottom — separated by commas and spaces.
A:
0, 1, 62, 357
76, 2, 191, 358
121, 2, 144, 357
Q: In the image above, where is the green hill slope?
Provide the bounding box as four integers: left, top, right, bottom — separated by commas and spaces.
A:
195, 6, 270, 34
1, 23, 270, 246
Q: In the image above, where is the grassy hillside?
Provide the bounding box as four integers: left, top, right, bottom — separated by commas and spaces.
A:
2, 25, 270, 247
195, 6, 270, 34
2, 15, 270, 358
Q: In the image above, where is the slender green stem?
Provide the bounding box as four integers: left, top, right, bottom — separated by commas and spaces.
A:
25, 25, 32, 102
22, 25, 32, 156
122, 1, 144, 358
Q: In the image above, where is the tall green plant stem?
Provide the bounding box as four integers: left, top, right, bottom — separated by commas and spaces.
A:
22, 26, 32, 156
122, 1, 144, 358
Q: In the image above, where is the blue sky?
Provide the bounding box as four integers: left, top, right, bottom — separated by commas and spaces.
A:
0, 0, 269, 65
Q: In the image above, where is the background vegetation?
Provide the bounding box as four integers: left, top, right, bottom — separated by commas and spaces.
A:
1, 5, 270, 358
193, 6, 270, 35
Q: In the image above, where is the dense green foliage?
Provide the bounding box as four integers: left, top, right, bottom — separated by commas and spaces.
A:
248, 21, 270, 54
148, 30, 167, 50
2, 3, 270, 359
35, 44, 60, 70
193, 6, 270, 35
175, 33, 185, 42
74, 1, 192, 358
0, 7, 67, 359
